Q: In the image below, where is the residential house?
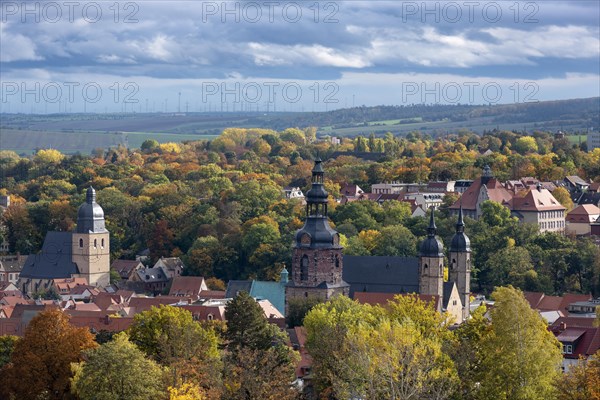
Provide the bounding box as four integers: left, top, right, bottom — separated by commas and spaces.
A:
169, 276, 208, 298
550, 317, 600, 370
130, 266, 171, 295
284, 187, 305, 201
454, 180, 473, 194
0, 255, 26, 285
566, 204, 600, 235
153, 257, 184, 279
564, 176, 590, 192
111, 259, 144, 281
403, 192, 444, 210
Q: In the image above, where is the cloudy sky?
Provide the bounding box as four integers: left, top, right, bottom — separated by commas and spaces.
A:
1, 0, 599, 113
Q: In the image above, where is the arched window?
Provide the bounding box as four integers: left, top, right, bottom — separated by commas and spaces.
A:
93, 239, 97, 248
335, 255, 340, 269
79, 238, 83, 248
207, 314, 214, 321
301, 255, 309, 281
101, 238, 105, 248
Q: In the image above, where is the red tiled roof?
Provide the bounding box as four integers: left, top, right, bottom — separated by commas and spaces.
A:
551, 317, 600, 359
524, 291, 545, 309
537, 295, 563, 311
510, 187, 565, 212
128, 297, 176, 313
169, 276, 206, 297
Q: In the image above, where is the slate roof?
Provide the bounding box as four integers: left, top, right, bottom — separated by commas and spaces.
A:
135, 267, 169, 283
442, 281, 456, 309
20, 232, 79, 279
111, 259, 143, 279
225, 280, 254, 298
342, 255, 419, 297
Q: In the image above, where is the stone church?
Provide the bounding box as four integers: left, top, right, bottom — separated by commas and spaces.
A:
19, 187, 110, 295
286, 159, 471, 322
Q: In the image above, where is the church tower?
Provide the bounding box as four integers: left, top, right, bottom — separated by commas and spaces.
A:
419, 207, 444, 298
286, 158, 349, 305
71, 187, 110, 287
449, 205, 471, 320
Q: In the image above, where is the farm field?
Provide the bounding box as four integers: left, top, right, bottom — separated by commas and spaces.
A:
0, 129, 218, 155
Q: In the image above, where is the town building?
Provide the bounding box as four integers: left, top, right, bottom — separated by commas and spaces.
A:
18, 187, 110, 295
449, 166, 566, 233
0, 255, 26, 285
566, 204, 600, 236
587, 131, 600, 152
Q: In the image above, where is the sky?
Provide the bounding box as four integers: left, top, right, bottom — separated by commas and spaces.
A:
0, 0, 599, 113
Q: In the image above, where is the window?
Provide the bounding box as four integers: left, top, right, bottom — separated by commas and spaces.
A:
94, 239, 97, 248
301, 255, 309, 281
79, 238, 83, 248
101, 238, 105, 248
562, 344, 573, 354
207, 314, 214, 321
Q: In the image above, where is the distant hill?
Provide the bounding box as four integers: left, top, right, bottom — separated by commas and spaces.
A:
1, 97, 598, 154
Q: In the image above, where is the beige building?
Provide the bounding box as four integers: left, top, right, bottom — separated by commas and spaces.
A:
566, 204, 600, 236
510, 184, 566, 233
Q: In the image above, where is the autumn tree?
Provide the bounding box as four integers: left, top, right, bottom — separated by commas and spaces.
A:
71, 332, 166, 400
552, 187, 573, 210
556, 351, 600, 400
477, 286, 562, 400
0, 308, 97, 400
128, 305, 222, 397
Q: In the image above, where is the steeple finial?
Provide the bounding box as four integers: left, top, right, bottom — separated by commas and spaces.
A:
427, 206, 437, 236
456, 204, 465, 233
86, 186, 96, 204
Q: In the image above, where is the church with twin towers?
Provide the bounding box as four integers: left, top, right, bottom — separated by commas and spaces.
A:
286, 158, 471, 322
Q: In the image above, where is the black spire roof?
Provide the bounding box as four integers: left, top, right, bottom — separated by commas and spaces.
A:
295, 158, 340, 249
76, 186, 107, 234
419, 207, 444, 257
450, 205, 471, 252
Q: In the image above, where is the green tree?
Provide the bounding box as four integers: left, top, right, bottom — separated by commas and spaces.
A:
478, 286, 562, 400
128, 305, 222, 395
487, 246, 534, 289
71, 332, 166, 400
286, 296, 323, 328
0, 335, 19, 368
224, 291, 274, 351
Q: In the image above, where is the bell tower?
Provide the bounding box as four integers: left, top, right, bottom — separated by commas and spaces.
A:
449, 205, 471, 320
286, 157, 349, 305
419, 207, 444, 298
71, 187, 110, 287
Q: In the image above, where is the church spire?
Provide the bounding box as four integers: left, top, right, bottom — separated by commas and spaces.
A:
456, 204, 465, 233
427, 206, 437, 236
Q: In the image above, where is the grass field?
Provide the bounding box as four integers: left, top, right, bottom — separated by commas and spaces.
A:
0, 129, 218, 155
